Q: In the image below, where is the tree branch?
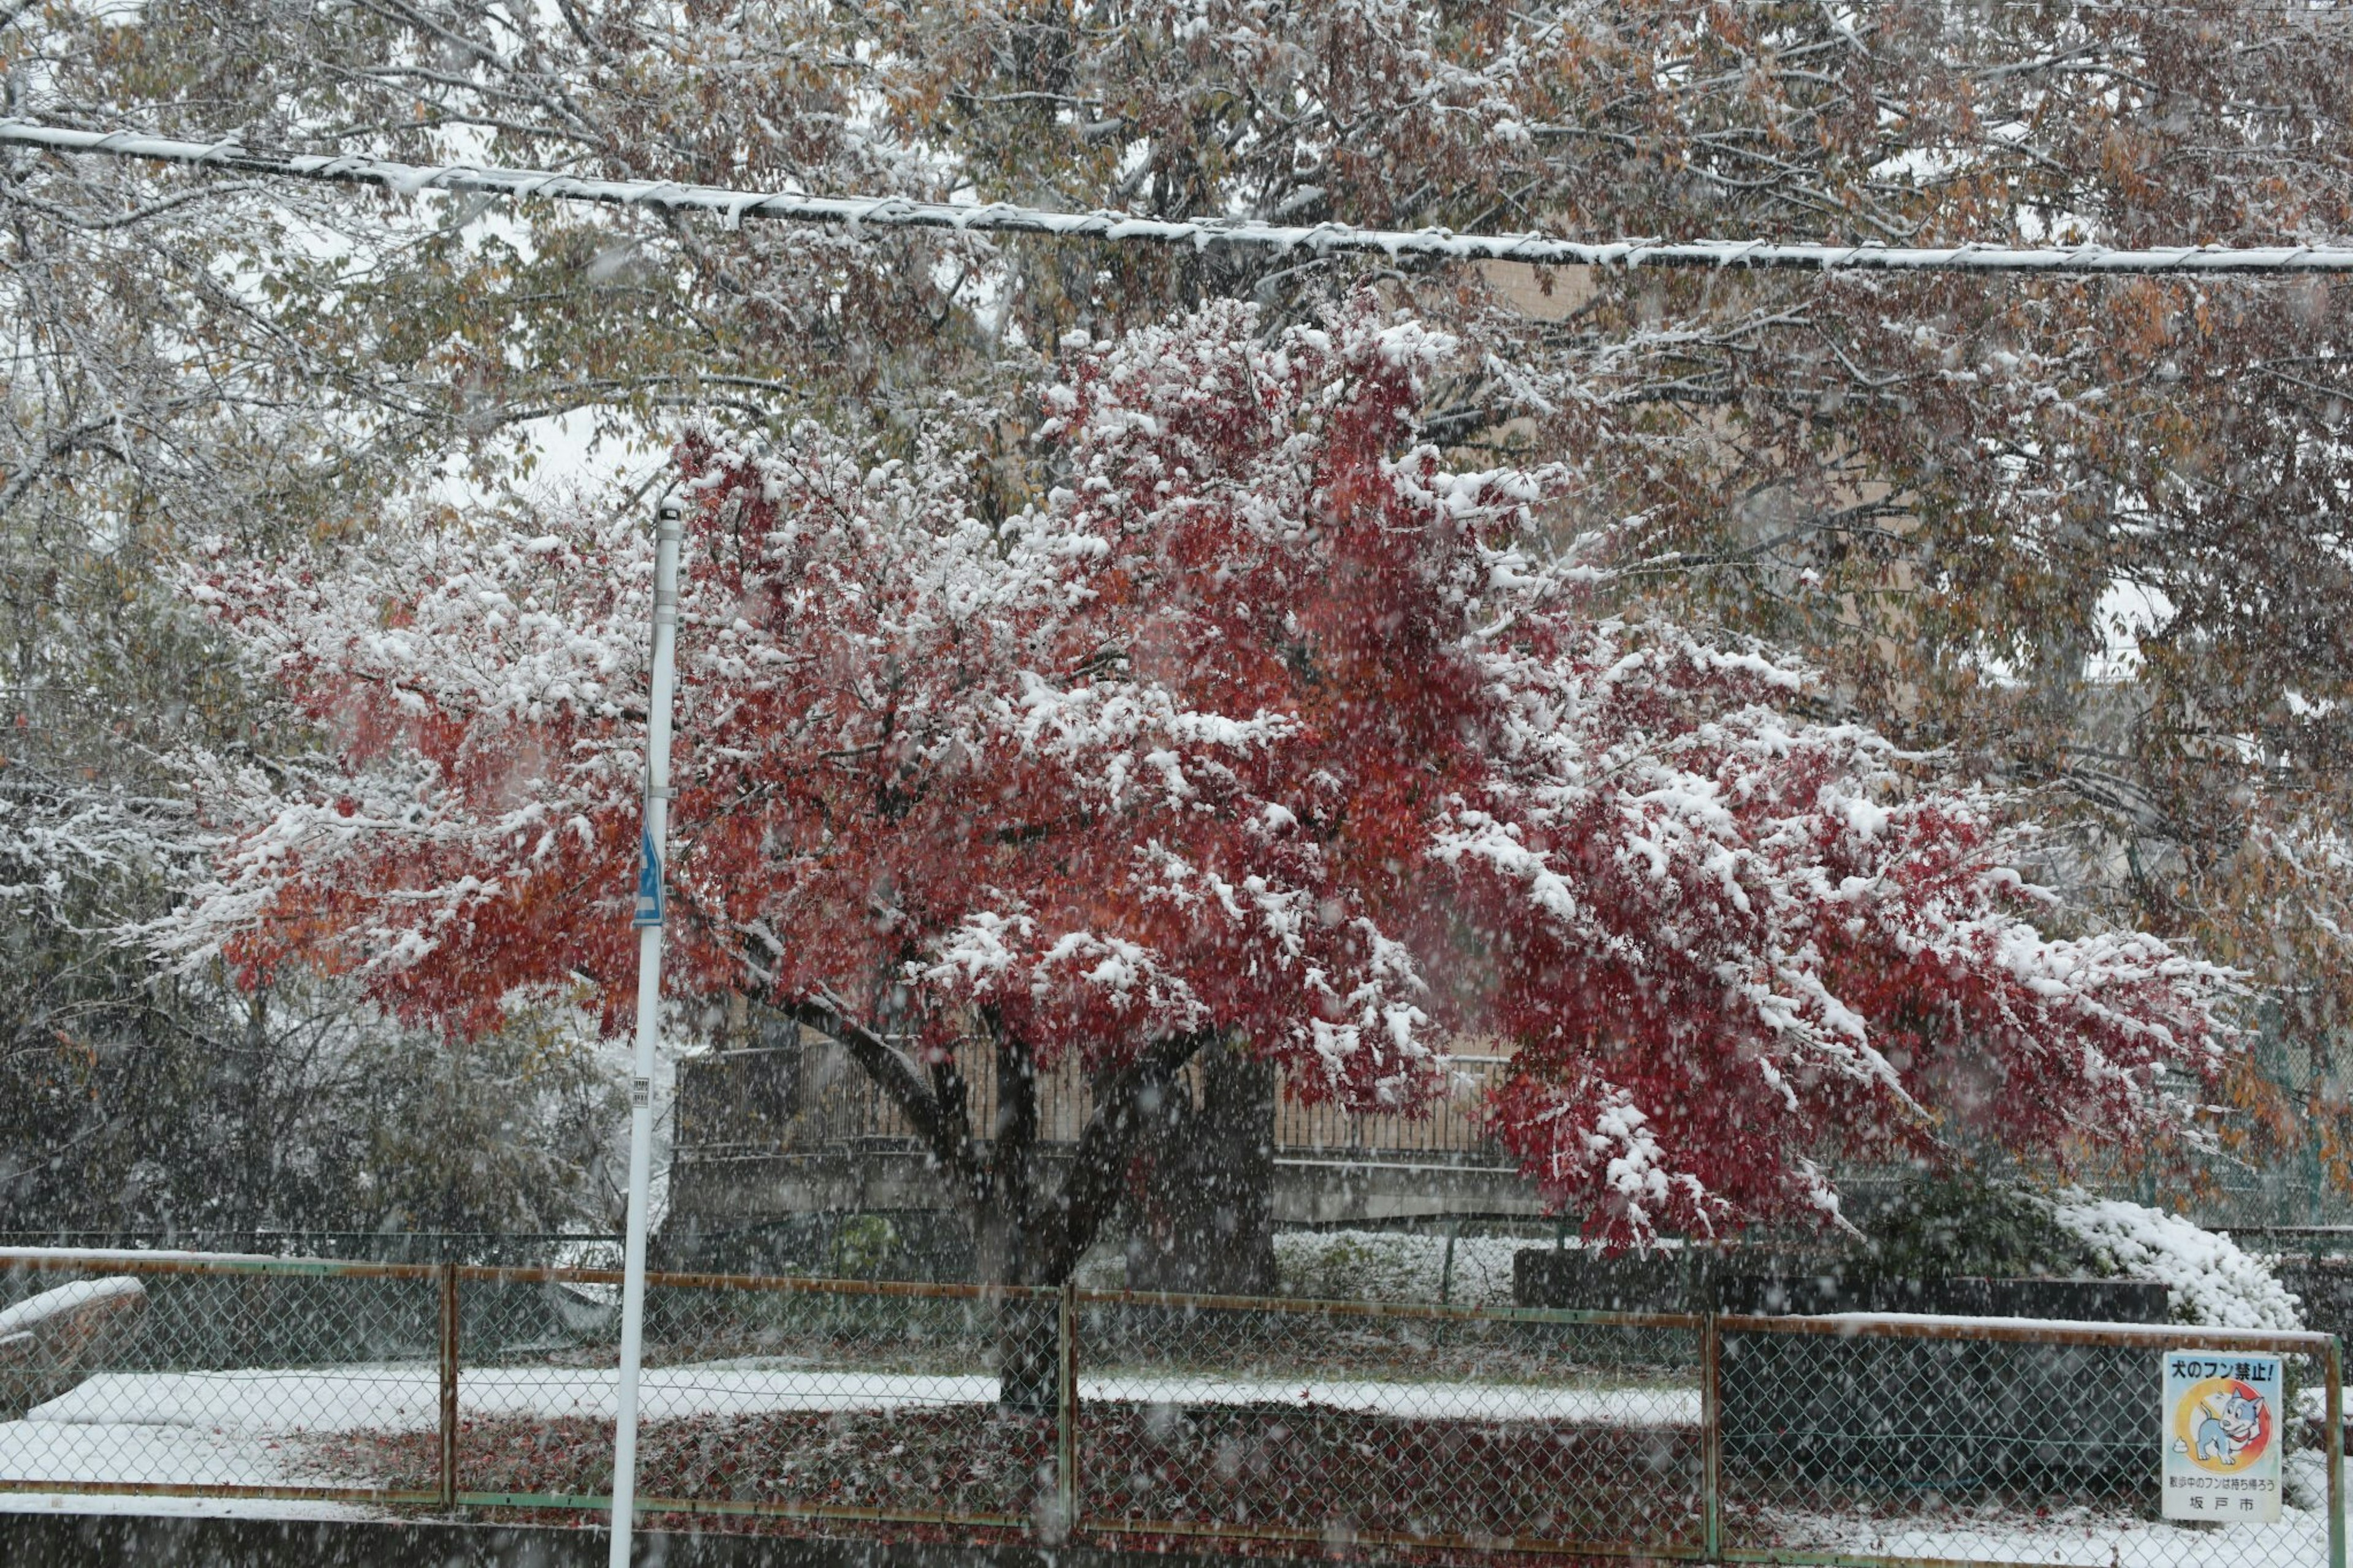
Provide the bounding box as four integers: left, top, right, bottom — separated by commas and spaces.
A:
772, 991, 953, 1164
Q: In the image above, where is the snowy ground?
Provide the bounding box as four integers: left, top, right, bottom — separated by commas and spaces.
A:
0, 1360, 1694, 1525
1730, 1447, 2345, 1567
10, 1360, 1699, 1436
0, 1371, 382, 1517
1749, 1509, 2336, 1568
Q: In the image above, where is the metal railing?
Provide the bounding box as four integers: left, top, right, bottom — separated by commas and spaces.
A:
0, 1248, 2343, 1566
1273, 1055, 1511, 1160
678, 1043, 1516, 1165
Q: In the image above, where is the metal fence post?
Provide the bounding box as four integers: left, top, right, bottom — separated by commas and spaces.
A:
438, 1261, 460, 1513
1700, 1309, 1722, 1563
1056, 1280, 1078, 1540
2330, 1333, 2346, 1568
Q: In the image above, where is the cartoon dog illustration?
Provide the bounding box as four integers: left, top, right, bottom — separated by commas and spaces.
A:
2194, 1387, 2267, 1465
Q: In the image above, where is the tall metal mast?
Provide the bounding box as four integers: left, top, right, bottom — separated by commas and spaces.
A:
611, 489, 682, 1567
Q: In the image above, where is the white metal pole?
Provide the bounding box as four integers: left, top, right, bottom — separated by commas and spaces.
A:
610, 488, 683, 1568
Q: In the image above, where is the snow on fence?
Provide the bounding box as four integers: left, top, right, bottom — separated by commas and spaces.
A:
0, 1249, 2341, 1566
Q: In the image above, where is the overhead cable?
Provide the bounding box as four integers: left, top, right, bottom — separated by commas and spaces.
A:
7, 118, 2353, 276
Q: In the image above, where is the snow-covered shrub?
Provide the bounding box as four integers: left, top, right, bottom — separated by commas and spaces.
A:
1854, 1168, 2091, 1281
2048, 1193, 2302, 1329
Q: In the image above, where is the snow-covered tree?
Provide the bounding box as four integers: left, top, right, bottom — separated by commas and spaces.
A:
177, 297, 2232, 1276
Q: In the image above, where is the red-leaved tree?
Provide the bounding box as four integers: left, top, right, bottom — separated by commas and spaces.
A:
176, 296, 2231, 1286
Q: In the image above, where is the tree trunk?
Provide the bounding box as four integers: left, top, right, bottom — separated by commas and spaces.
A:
968, 1028, 1226, 1406
770, 999, 1213, 1405
974, 1035, 1061, 1412
1123, 1042, 1277, 1295
972, 1204, 1061, 1412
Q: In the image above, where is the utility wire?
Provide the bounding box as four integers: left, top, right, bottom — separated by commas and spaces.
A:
8, 119, 2353, 277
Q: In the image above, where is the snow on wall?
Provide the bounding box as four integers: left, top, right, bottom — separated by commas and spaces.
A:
0, 1277, 145, 1340
1273, 1229, 1524, 1309
2047, 1194, 2303, 1330
1074, 1228, 1527, 1305
1269, 1210, 2308, 1331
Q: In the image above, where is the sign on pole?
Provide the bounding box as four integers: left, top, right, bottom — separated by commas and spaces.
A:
632, 824, 664, 928
2162, 1349, 2284, 1523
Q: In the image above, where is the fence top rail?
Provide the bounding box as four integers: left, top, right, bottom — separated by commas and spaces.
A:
1073, 1285, 1705, 1331
0, 1246, 445, 1281
457, 1262, 1058, 1303
0, 1248, 1064, 1300
1718, 1309, 2338, 1355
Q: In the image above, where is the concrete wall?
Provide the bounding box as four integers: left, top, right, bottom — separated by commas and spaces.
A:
667, 1146, 1548, 1240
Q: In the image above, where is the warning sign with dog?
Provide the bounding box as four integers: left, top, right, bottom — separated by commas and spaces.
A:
2162, 1350, 2283, 1522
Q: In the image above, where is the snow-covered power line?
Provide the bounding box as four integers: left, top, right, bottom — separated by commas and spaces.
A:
9, 118, 2353, 276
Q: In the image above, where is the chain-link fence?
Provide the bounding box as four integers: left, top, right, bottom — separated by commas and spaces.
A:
1073, 1291, 1703, 1556
1, 1248, 2344, 1565
0, 1250, 449, 1507
1719, 1313, 2344, 1567
441, 1269, 1066, 1534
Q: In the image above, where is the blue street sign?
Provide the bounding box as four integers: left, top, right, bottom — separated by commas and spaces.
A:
632, 825, 664, 927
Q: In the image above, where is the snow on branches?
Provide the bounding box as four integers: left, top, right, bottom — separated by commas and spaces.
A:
175, 294, 2233, 1246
